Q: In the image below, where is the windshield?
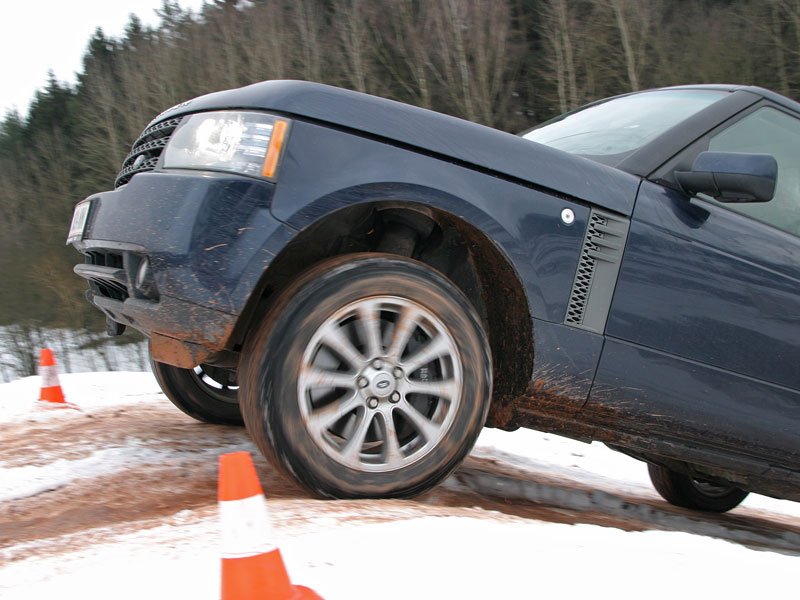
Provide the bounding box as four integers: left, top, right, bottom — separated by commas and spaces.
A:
523, 89, 728, 165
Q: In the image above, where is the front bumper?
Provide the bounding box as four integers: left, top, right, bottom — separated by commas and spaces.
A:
71, 171, 285, 366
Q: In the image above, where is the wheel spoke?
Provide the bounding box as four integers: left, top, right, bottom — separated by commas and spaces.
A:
401, 335, 450, 374
306, 393, 361, 436
190, 365, 238, 402
357, 301, 383, 359
300, 366, 357, 390
405, 378, 459, 400
395, 399, 440, 442
386, 305, 420, 362
378, 410, 404, 465
320, 323, 365, 369
340, 410, 375, 465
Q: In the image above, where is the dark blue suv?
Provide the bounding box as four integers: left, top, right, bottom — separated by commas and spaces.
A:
69, 81, 799, 509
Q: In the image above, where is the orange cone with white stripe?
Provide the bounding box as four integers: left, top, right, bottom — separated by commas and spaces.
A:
219, 452, 322, 600
38, 348, 67, 405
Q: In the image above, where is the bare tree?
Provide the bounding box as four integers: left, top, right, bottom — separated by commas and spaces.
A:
608, 0, 641, 91
331, 0, 376, 93
373, 0, 435, 108
540, 0, 580, 112
78, 63, 128, 183
427, 0, 518, 127
290, 0, 325, 82
246, 1, 290, 81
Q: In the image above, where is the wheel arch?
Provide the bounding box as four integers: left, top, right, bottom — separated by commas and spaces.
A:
232, 190, 533, 428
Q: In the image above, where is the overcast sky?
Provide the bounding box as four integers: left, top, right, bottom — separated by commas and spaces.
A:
1, 0, 206, 118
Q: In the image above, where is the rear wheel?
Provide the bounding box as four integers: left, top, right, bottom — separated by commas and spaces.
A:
648, 463, 749, 512
150, 359, 243, 425
240, 253, 492, 498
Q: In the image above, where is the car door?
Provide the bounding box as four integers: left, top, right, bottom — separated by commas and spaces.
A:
584, 103, 800, 470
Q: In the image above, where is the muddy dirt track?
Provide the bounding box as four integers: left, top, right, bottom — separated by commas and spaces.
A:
2, 400, 799, 564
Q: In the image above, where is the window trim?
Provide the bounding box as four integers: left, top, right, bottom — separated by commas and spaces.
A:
616, 89, 761, 177
652, 100, 800, 239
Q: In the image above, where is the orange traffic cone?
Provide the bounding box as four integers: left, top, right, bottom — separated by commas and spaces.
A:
219, 452, 322, 600
38, 348, 67, 405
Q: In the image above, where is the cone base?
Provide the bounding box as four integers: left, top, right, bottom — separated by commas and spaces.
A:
222, 550, 293, 600
37, 401, 79, 411
39, 389, 66, 404
290, 585, 323, 599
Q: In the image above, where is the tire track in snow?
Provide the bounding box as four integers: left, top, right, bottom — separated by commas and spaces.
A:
2, 397, 798, 559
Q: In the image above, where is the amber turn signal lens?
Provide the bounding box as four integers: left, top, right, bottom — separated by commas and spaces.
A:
262, 119, 289, 179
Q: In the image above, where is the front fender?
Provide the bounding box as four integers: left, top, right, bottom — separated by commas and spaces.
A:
268, 119, 591, 324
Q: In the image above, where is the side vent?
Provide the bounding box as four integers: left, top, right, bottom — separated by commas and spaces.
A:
564, 208, 630, 334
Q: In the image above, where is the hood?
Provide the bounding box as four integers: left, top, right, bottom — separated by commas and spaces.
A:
152, 80, 639, 216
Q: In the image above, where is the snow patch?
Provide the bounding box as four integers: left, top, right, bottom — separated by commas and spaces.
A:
1, 515, 795, 599
0, 371, 164, 423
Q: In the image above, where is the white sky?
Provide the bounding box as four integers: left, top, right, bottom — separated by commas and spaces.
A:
0, 0, 206, 119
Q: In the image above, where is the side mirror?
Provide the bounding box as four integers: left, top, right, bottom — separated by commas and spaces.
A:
675, 151, 777, 203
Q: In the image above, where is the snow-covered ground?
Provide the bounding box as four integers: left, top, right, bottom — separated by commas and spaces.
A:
1, 372, 798, 599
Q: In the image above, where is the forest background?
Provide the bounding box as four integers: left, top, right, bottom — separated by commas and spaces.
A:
0, 0, 797, 376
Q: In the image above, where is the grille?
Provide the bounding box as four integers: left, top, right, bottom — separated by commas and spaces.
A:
85, 251, 128, 301
115, 117, 183, 188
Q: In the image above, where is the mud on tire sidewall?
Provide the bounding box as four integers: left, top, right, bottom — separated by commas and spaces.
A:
239, 254, 493, 498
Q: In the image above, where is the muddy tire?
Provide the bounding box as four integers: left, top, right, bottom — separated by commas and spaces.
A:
648, 463, 749, 512
240, 253, 492, 498
150, 359, 243, 425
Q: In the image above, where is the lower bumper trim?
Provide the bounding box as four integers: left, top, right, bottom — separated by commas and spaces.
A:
88, 292, 237, 367
149, 333, 218, 368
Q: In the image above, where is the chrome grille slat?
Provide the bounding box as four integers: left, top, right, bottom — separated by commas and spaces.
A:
115, 117, 183, 188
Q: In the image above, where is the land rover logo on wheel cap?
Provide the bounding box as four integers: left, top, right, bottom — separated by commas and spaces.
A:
371, 373, 395, 396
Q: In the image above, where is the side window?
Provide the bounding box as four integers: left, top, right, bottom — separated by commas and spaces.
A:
709, 107, 800, 237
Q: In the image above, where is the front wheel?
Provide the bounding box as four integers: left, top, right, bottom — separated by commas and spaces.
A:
648, 463, 749, 512
151, 359, 243, 425
240, 254, 492, 498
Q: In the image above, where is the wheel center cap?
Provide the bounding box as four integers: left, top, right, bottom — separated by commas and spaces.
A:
370, 372, 396, 397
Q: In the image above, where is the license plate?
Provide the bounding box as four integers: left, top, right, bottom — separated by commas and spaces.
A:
66, 200, 91, 244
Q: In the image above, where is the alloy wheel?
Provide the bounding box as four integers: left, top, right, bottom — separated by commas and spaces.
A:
297, 296, 463, 473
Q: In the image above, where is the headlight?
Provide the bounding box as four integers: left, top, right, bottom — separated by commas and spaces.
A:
162, 111, 289, 179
